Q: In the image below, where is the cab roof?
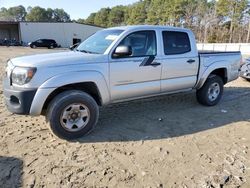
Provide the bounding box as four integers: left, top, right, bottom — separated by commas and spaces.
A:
106, 25, 191, 32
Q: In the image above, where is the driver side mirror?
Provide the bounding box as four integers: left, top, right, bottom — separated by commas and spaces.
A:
113, 45, 132, 58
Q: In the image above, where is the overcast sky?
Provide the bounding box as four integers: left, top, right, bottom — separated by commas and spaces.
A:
0, 0, 138, 19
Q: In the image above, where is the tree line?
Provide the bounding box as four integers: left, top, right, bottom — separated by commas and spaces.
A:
0, 5, 70, 22
80, 0, 250, 43
0, 1, 250, 43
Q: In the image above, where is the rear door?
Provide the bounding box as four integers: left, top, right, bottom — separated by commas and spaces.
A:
109, 30, 162, 101
160, 31, 199, 92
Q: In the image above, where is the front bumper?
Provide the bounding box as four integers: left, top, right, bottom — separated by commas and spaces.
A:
3, 77, 37, 115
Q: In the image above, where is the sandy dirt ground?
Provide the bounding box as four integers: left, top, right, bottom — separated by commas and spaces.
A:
0, 47, 249, 188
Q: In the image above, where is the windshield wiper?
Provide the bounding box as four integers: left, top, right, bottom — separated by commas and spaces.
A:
79, 49, 99, 54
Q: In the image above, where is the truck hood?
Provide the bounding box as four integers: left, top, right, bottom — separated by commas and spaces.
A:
10, 51, 107, 67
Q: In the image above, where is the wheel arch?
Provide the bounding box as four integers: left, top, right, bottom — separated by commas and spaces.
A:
41, 82, 102, 115
29, 71, 110, 116
208, 68, 228, 83
196, 64, 229, 90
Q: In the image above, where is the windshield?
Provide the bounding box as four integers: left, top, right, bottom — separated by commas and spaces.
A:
76, 29, 124, 54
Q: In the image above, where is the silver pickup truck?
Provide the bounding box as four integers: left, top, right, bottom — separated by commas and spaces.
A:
3, 25, 242, 140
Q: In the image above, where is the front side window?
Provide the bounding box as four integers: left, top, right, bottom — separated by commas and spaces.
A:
117, 30, 157, 57
76, 29, 124, 54
162, 31, 191, 55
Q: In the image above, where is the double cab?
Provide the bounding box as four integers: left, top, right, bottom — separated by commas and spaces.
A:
4, 25, 242, 140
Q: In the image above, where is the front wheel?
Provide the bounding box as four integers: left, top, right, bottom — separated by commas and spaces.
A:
48, 44, 54, 49
46, 90, 99, 140
196, 75, 224, 106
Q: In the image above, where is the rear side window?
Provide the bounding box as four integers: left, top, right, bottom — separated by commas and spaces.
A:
162, 31, 191, 55
44, 39, 55, 43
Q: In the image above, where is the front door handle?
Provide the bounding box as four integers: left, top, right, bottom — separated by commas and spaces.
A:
150, 62, 161, 67
187, 59, 195, 64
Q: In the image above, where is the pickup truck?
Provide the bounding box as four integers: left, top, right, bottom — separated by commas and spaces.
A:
3, 25, 242, 140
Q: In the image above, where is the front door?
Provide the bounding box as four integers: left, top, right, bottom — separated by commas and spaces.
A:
109, 30, 162, 102
35, 39, 43, 47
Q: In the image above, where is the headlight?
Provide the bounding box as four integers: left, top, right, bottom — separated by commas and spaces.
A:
11, 67, 36, 85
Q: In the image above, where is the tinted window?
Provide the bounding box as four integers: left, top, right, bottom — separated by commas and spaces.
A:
43, 40, 49, 44
118, 30, 157, 57
162, 31, 191, 55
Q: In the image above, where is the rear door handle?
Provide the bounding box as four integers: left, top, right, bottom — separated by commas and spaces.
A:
187, 59, 195, 64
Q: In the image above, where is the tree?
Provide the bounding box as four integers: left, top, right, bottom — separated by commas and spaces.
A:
78, 0, 250, 43
127, 1, 147, 24
46, 8, 54, 21
245, 4, 250, 42
94, 8, 110, 27
8, 5, 26, 21
182, 0, 199, 28
163, 0, 185, 26
85, 13, 96, 25
26, 6, 49, 21
26, 6, 70, 22
77, 18, 85, 24
0, 6, 26, 21
146, 0, 161, 24
108, 6, 125, 27
216, 0, 248, 42
0, 7, 9, 21
53, 8, 70, 22
194, 0, 217, 42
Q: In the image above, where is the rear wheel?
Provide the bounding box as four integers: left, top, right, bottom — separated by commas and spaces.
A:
46, 90, 99, 140
196, 75, 224, 106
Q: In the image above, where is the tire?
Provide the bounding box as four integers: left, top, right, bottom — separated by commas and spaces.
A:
48, 44, 54, 49
31, 44, 36, 48
46, 90, 99, 140
196, 75, 224, 106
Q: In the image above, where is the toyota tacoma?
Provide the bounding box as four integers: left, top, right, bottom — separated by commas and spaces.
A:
3, 25, 242, 140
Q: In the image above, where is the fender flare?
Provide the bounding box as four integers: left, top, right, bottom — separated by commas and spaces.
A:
195, 61, 229, 89
30, 71, 110, 115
